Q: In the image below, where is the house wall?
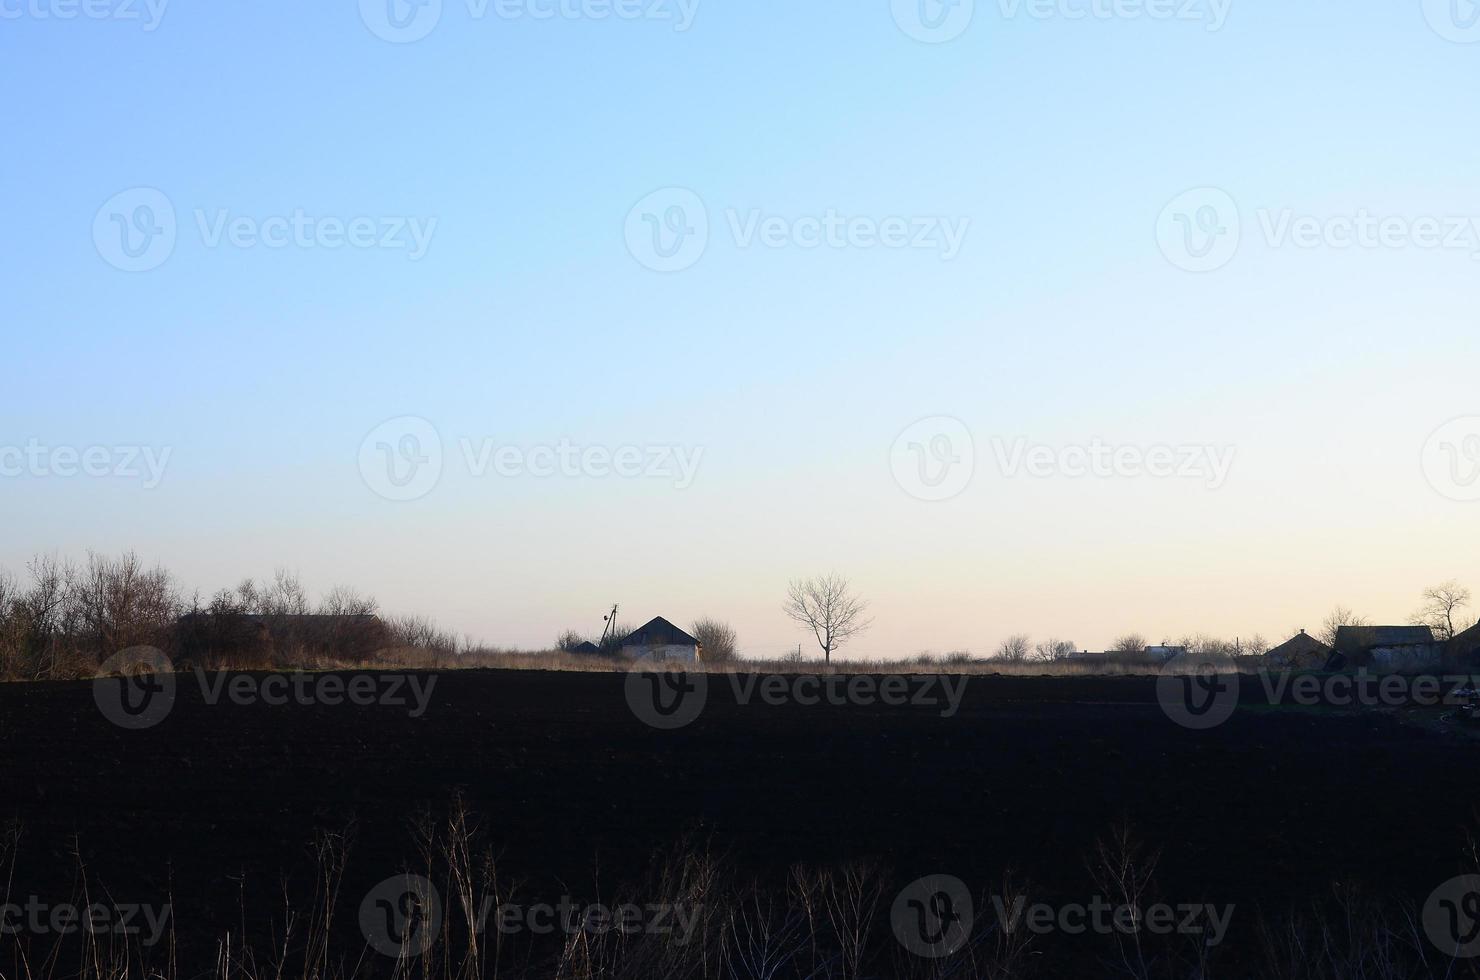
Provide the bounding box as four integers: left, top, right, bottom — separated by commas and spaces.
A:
621, 643, 698, 664
1368, 644, 1444, 671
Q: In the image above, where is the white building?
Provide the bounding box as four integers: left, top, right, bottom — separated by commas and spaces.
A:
620, 617, 700, 663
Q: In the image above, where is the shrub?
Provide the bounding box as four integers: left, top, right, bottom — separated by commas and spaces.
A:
691, 617, 738, 663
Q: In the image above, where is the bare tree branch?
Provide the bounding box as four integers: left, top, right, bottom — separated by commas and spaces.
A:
782, 574, 871, 665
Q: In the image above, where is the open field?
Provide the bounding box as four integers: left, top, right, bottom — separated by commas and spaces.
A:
3, 668, 1479, 978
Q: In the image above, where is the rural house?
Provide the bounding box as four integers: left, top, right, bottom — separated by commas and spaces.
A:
620, 617, 700, 663
1447, 621, 1480, 668
1325, 625, 1441, 671
1265, 630, 1332, 670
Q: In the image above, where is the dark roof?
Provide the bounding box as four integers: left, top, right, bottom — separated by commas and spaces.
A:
1451, 622, 1480, 657
1266, 631, 1331, 659
571, 641, 602, 655
1332, 625, 1435, 657
623, 616, 699, 647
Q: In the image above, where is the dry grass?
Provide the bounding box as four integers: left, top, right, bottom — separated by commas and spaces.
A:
5, 646, 1271, 683
2, 805, 1470, 980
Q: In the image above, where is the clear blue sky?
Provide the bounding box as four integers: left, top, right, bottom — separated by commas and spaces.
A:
4, 1, 1479, 655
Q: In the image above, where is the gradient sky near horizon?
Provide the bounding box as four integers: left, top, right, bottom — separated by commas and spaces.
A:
3, 0, 1480, 657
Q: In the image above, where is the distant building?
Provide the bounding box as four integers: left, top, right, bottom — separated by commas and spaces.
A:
1265, 630, 1332, 670
1326, 625, 1441, 671
1144, 645, 1189, 662
620, 617, 700, 663
1447, 621, 1480, 668
569, 640, 603, 656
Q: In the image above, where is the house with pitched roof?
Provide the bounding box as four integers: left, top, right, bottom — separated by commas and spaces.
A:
1326, 625, 1441, 671
620, 616, 701, 663
1265, 630, 1332, 670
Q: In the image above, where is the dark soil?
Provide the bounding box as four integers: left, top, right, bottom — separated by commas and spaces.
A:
1, 669, 1476, 972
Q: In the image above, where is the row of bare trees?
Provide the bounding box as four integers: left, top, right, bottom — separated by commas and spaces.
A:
0, 552, 467, 679
0, 553, 180, 679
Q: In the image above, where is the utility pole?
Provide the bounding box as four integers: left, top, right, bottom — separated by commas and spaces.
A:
599, 604, 620, 650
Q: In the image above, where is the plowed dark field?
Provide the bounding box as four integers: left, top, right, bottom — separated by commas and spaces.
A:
2, 669, 1476, 973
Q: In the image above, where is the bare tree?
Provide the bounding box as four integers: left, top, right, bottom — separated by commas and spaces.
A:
319, 585, 379, 617
995, 634, 1031, 663
1033, 638, 1076, 662
1111, 633, 1147, 655
68, 552, 179, 660
1320, 606, 1370, 648
388, 614, 459, 654
1411, 580, 1473, 642
262, 568, 310, 617
783, 575, 871, 664
691, 618, 738, 663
